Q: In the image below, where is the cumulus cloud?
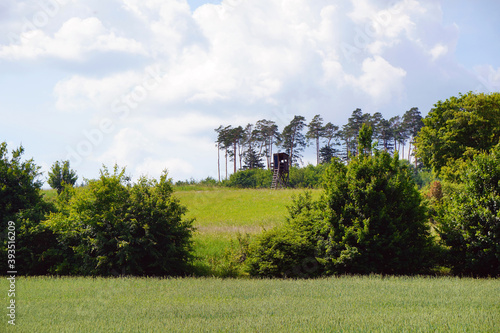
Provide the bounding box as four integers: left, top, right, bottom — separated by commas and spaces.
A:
346, 55, 406, 104
0, 17, 146, 60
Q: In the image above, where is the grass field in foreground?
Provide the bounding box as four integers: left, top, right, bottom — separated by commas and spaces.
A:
3, 276, 499, 332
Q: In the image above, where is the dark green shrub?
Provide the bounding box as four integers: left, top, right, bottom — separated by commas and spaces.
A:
44, 166, 194, 276
318, 152, 436, 275
438, 144, 500, 277
0, 142, 58, 275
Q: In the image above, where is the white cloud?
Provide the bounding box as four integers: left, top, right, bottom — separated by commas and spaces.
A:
345, 56, 407, 104
0, 17, 146, 60
429, 43, 448, 61
54, 71, 143, 111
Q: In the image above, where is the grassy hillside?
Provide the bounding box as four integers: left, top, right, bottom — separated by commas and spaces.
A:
4, 276, 499, 332
176, 187, 322, 230
175, 187, 322, 276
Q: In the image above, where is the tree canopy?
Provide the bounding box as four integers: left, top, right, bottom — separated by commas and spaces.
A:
415, 92, 500, 177
438, 144, 500, 276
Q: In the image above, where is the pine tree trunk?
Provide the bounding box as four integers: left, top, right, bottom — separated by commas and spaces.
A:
407, 139, 412, 162
316, 136, 320, 165
233, 142, 237, 174
217, 142, 220, 182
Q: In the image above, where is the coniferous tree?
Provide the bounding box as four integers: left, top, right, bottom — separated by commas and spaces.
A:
378, 117, 395, 153
244, 146, 265, 169
279, 115, 307, 167
342, 109, 370, 160
320, 122, 341, 163
215, 125, 233, 180
402, 107, 423, 164
255, 119, 280, 169
306, 115, 325, 165
48, 160, 78, 193
319, 146, 336, 164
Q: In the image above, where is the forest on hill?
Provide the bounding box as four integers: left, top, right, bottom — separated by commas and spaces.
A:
213, 106, 423, 181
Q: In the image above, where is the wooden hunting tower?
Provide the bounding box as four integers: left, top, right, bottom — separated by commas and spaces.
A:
271, 153, 289, 189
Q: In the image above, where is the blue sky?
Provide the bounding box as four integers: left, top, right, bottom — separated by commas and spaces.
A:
1, 0, 499, 186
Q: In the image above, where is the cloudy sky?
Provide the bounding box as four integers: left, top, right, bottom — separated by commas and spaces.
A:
1, 0, 499, 186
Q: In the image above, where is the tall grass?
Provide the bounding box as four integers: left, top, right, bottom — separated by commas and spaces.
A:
3, 276, 499, 332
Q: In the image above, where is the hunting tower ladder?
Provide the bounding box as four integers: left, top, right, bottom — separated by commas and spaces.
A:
271, 153, 290, 189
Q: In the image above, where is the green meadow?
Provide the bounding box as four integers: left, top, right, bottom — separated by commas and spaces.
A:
4, 187, 496, 332
175, 188, 321, 276
3, 276, 499, 332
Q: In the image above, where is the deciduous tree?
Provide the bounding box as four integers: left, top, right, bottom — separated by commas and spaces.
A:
416, 92, 500, 177
437, 144, 500, 276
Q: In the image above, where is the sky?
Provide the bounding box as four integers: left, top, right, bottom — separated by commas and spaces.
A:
1, 0, 499, 186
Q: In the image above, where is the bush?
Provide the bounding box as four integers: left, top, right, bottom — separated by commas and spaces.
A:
225, 168, 272, 188
246, 192, 324, 278
44, 166, 194, 276
437, 145, 500, 277
0, 142, 58, 275
288, 164, 328, 188
224, 164, 329, 189
319, 152, 436, 275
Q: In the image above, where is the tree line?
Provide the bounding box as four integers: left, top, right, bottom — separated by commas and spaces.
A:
214, 107, 424, 180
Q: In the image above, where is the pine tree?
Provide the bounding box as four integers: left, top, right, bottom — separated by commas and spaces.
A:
279, 115, 307, 167
306, 115, 325, 165
244, 146, 265, 169
48, 160, 78, 193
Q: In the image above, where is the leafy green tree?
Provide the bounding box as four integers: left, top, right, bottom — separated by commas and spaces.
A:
357, 123, 373, 155
48, 160, 78, 193
416, 92, 500, 177
437, 144, 500, 276
279, 115, 307, 166
0, 142, 57, 274
306, 115, 325, 165
318, 150, 435, 275
44, 166, 194, 276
